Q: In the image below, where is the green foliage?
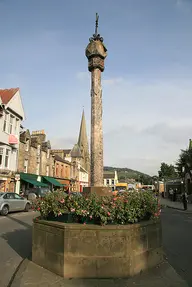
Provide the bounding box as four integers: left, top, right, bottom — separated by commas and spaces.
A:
104, 166, 152, 183
32, 191, 160, 226
176, 148, 192, 178
158, 162, 177, 180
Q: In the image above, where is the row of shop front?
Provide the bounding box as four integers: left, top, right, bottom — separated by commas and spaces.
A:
0, 172, 89, 193
15, 172, 70, 194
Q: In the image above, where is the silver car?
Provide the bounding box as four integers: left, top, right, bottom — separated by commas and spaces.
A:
0, 192, 31, 216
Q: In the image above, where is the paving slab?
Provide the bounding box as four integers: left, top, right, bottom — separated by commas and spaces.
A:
11, 259, 188, 287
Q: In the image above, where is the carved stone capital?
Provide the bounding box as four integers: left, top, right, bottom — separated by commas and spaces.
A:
88, 56, 105, 72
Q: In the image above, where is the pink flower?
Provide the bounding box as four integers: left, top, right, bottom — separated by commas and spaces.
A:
71, 208, 76, 212
113, 197, 117, 201
58, 212, 62, 216
89, 215, 92, 219
107, 212, 111, 216
83, 222, 86, 225
60, 199, 65, 204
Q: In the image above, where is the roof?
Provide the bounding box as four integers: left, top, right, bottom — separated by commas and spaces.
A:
63, 149, 71, 155
104, 172, 115, 179
0, 88, 19, 104
54, 154, 71, 165
78, 110, 89, 151
71, 144, 82, 158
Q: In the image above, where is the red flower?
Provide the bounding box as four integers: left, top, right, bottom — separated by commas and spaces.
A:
37, 207, 40, 211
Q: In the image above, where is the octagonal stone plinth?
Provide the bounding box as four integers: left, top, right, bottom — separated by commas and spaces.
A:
32, 219, 163, 278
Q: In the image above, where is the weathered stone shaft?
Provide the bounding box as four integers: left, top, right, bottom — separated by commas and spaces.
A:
90, 68, 103, 186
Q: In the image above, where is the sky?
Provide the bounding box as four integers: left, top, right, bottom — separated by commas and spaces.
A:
0, 0, 192, 175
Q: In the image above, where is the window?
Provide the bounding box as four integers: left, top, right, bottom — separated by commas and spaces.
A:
9, 115, 14, 134
14, 194, 22, 200
25, 140, 30, 152
15, 119, 19, 134
112, 180, 114, 185
37, 145, 41, 156
3, 193, 14, 199
4, 149, 10, 168
61, 165, 63, 178
56, 164, 59, 177
36, 163, 40, 175
46, 165, 49, 176
106, 179, 110, 185
3, 112, 9, 132
24, 159, 28, 173
0, 148, 3, 167
47, 149, 50, 159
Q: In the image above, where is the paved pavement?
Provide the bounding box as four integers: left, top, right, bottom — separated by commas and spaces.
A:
10, 259, 188, 287
161, 208, 192, 286
0, 211, 36, 287
160, 197, 192, 212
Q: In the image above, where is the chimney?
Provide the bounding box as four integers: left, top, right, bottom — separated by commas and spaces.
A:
31, 130, 46, 143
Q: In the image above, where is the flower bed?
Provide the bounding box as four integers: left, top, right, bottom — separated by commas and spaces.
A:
32, 191, 161, 225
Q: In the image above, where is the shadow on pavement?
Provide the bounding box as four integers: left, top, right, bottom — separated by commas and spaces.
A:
1, 215, 33, 260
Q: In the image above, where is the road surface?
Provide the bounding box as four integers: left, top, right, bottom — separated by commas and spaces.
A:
0, 211, 37, 287
161, 208, 192, 286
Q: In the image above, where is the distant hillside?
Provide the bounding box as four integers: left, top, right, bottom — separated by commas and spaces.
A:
104, 166, 151, 182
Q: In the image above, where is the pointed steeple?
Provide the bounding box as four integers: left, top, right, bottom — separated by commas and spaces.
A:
78, 109, 90, 172
78, 109, 88, 150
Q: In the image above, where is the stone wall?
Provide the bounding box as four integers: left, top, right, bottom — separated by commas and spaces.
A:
32, 219, 163, 278
18, 135, 54, 177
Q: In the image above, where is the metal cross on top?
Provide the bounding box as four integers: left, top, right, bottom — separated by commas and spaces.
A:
89, 13, 103, 42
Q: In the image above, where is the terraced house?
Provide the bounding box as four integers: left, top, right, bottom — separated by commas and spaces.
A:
0, 88, 25, 192
17, 130, 63, 194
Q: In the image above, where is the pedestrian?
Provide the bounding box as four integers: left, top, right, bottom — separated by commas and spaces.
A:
169, 188, 173, 201
173, 188, 177, 202
182, 191, 188, 211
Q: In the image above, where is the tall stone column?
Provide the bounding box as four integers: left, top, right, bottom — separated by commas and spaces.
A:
85, 14, 107, 187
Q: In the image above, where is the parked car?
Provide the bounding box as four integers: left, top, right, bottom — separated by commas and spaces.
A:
24, 187, 51, 201
0, 192, 31, 216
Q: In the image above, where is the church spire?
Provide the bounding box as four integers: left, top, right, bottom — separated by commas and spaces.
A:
78, 109, 90, 172
78, 109, 88, 149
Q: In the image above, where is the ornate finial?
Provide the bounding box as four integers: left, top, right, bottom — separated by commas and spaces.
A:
95, 13, 99, 35
89, 13, 103, 42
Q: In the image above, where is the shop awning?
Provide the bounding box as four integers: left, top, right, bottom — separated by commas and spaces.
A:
21, 178, 48, 187
43, 176, 63, 187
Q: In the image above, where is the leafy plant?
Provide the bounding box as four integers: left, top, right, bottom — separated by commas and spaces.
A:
32, 191, 160, 226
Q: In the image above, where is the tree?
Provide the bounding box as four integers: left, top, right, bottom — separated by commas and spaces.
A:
158, 162, 177, 180
176, 148, 192, 178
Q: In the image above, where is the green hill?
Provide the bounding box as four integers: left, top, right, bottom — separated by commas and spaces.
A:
104, 166, 152, 184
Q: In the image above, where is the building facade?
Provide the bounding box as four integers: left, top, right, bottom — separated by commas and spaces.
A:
103, 170, 118, 191
54, 154, 71, 190
17, 130, 63, 193
0, 88, 25, 192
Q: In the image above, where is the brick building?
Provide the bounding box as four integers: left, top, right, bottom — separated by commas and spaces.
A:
54, 154, 71, 189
